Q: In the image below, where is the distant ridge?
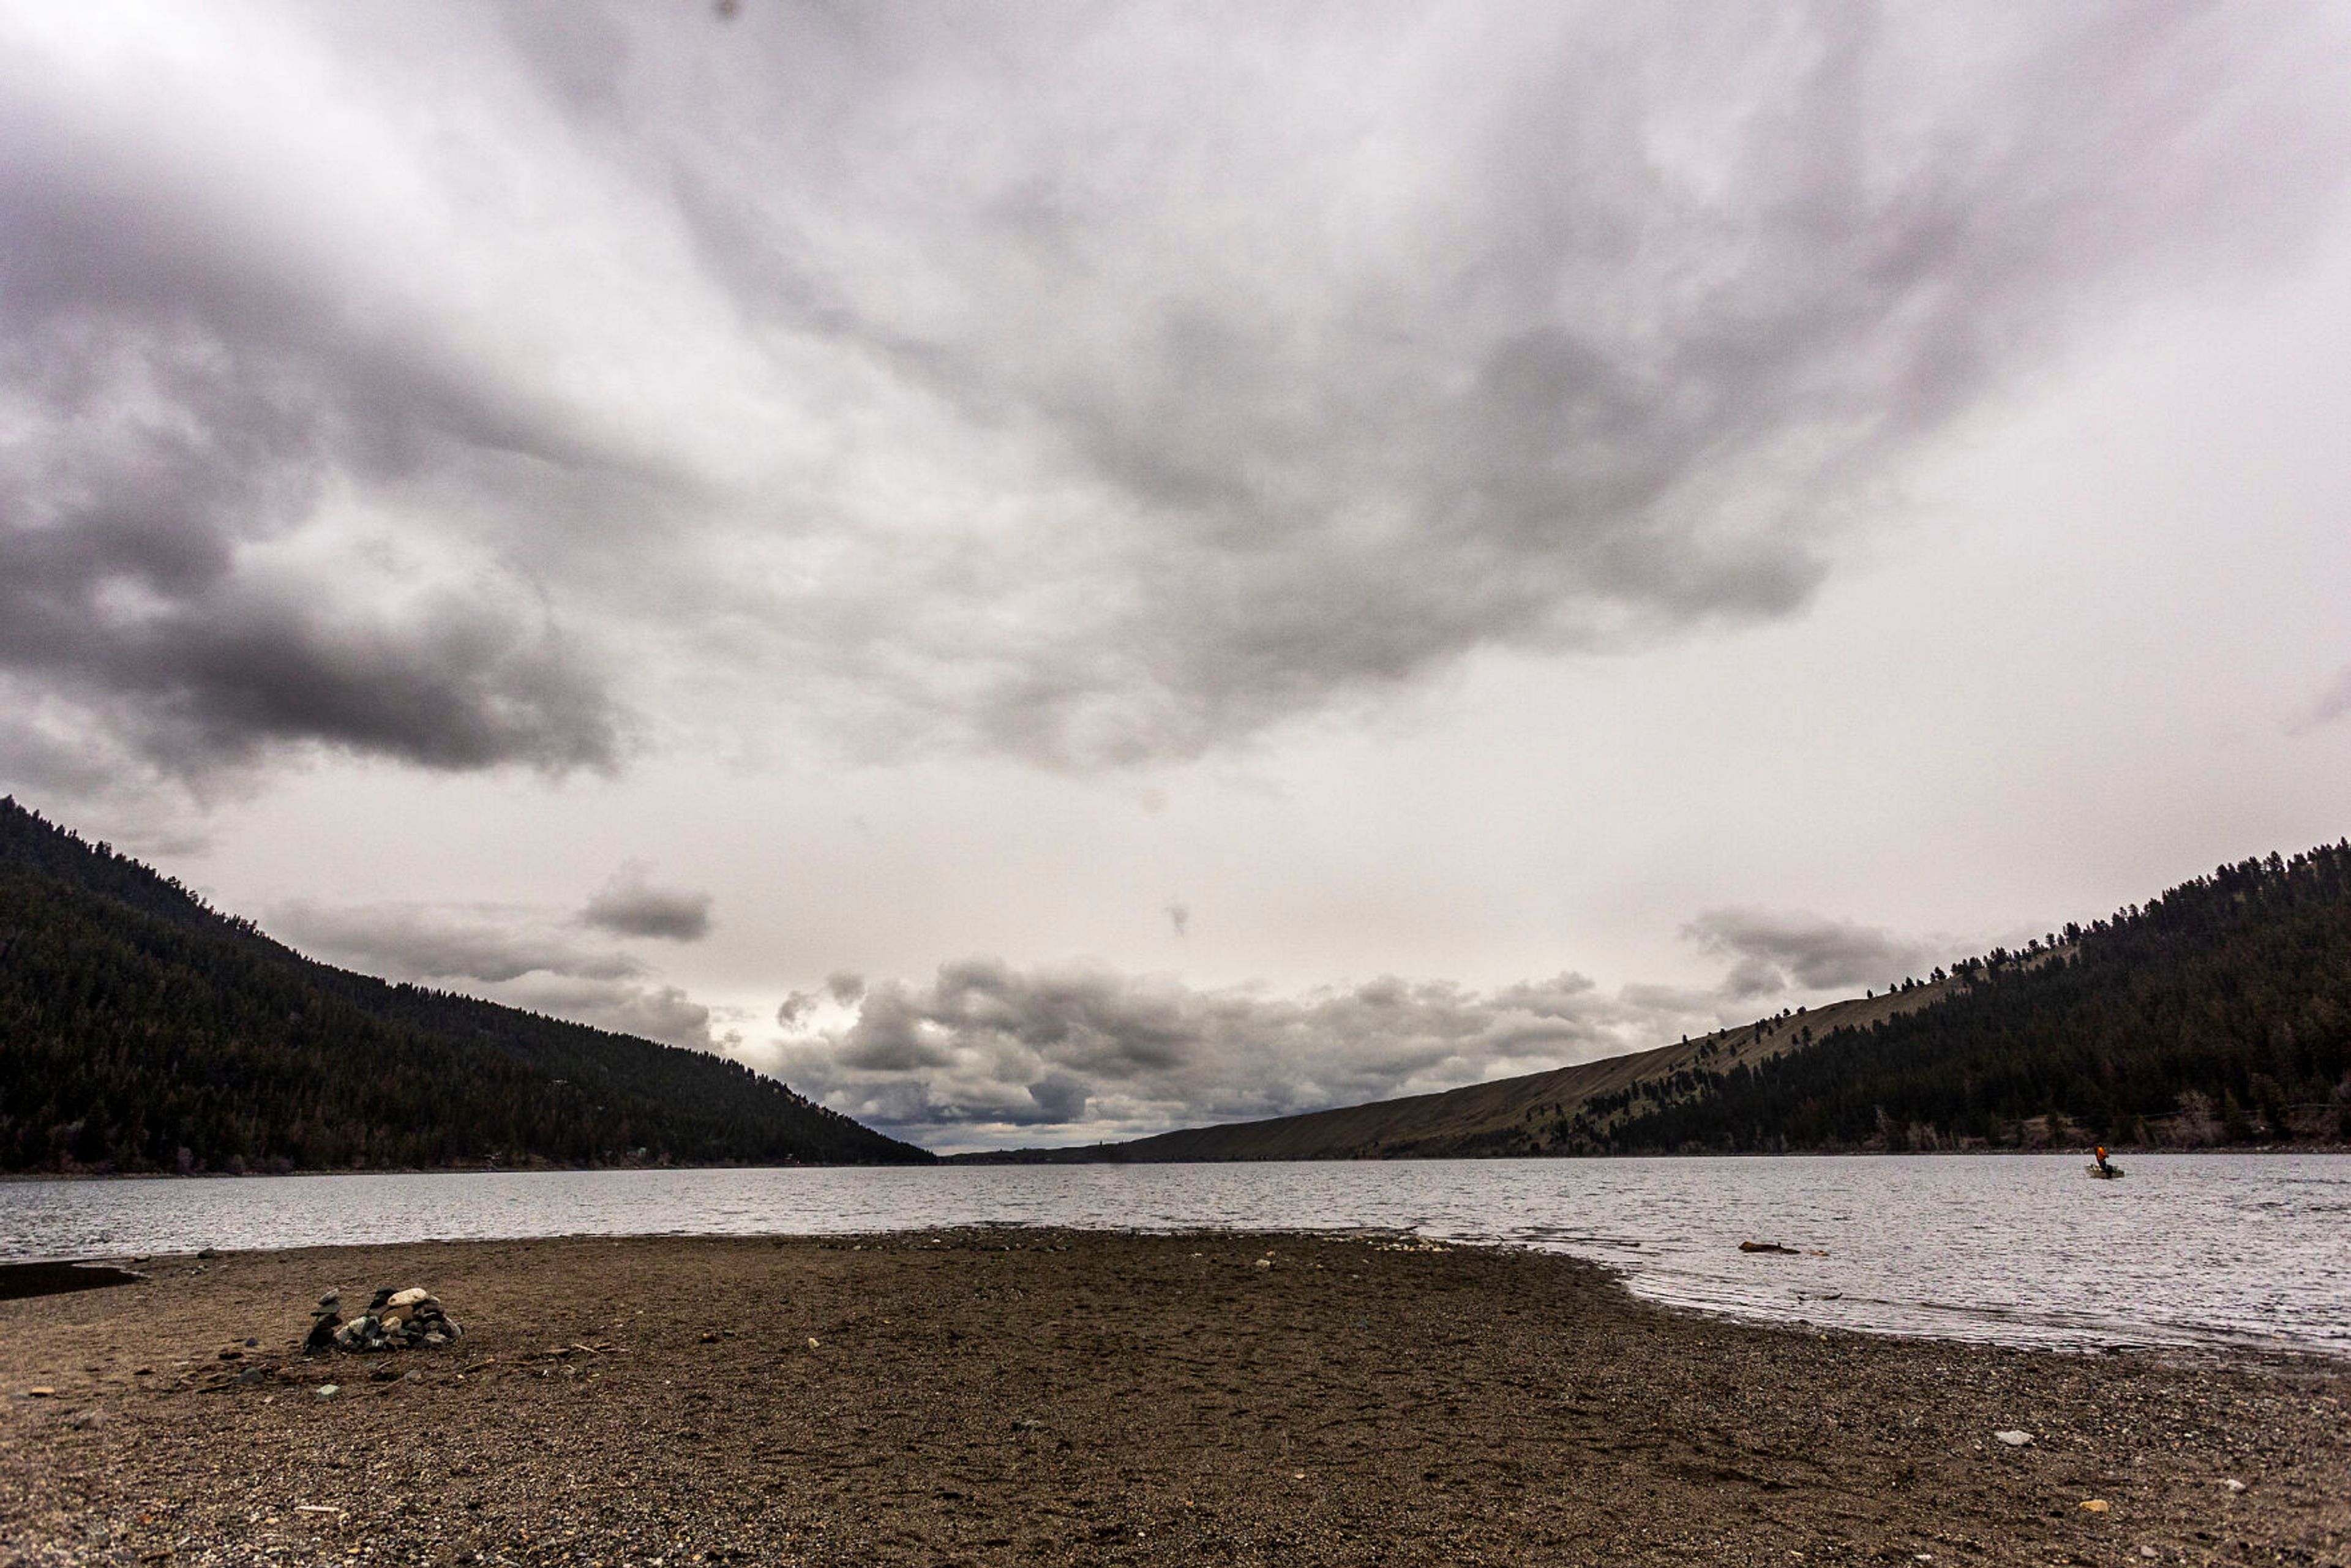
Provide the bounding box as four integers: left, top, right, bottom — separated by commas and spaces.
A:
965, 844, 2351, 1161
0, 797, 930, 1172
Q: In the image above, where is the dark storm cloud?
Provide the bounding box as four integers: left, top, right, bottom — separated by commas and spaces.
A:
771, 958, 1723, 1142
2, 4, 2346, 788
0, 20, 643, 786
579, 863, 714, 941
1683, 907, 1938, 999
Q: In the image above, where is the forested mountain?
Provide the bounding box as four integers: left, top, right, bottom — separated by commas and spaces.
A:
1599, 846, 2351, 1154
0, 798, 929, 1172
969, 842, 2351, 1162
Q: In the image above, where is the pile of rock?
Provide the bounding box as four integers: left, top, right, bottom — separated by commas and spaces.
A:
304, 1286, 465, 1354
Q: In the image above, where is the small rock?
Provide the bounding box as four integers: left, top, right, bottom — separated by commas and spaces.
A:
1739, 1241, 1799, 1255
2079, 1498, 2109, 1512
387, 1287, 433, 1308
196, 1248, 220, 1260
1993, 1430, 2033, 1447
315, 1384, 339, 1398
219, 1349, 242, 1360
2139, 1548, 2160, 1559
25, 1387, 55, 1398
1253, 1258, 1273, 1270
318, 1292, 340, 1309
2222, 1478, 2246, 1493
244, 1337, 259, 1348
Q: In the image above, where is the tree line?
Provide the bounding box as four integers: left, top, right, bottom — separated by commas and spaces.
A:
1564, 845, 2351, 1153
0, 797, 929, 1173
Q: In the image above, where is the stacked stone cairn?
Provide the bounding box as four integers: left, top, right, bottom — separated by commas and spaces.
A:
304, 1286, 464, 1354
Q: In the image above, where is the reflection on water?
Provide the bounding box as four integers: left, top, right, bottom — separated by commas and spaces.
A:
3, 1154, 2345, 1356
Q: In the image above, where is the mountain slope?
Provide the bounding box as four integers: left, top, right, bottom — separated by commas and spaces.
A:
1606, 846, 2351, 1153
970, 843, 2351, 1162
0, 798, 929, 1172
958, 985, 1948, 1163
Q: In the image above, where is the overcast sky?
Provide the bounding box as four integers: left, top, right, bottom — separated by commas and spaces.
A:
6, 1, 2351, 1151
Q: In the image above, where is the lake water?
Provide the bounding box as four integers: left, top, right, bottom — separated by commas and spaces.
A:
4, 1155, 2345, 1358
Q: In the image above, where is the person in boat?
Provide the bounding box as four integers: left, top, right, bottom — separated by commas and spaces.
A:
2093, 1144, 2113, 1174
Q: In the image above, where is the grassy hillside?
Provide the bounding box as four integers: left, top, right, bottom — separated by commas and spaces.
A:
961, 987, 1950, 1163
0, 798, 930, 1172
970, 844, 2351, 1162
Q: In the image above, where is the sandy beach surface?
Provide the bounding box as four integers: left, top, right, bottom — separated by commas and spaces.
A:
2, 1230, 2344, 1566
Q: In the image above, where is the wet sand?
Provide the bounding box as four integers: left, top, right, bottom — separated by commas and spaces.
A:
2, 1231, 2344, 1566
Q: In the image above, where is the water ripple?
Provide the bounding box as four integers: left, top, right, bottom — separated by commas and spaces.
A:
2, 1154, 2344, 1356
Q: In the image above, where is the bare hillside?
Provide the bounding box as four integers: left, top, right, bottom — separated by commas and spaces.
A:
973, 984, 1952, 1163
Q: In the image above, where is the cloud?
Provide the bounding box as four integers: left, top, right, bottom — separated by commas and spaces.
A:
0, 10, 643, 786
1, 4, 2343, 789
272, 898, 723, 1050
768, 956, 1730, 1148
776, 969, 866, 1028
654, 2, 2351, 767
1682, 907, 1940, 999
2290, 665, 2351, 733
579, 861, 713, 941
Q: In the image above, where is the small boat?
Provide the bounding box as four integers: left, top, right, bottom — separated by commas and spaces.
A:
2087, 1161, 2124, 1180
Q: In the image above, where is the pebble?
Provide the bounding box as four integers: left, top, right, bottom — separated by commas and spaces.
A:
306, 1285, 465, 1356
315, 1385, 339, 1399
1992, 1430, 2033, 1447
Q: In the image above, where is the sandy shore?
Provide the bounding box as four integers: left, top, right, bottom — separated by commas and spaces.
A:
2, 1231, 2344, 1566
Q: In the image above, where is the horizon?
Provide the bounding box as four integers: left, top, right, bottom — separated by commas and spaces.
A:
4, 4, 2350, 1153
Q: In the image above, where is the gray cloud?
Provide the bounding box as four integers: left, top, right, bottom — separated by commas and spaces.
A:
276, 901, 646, 986
2292, 666, 2351, 733
579, 862, 714, 941
769, 957, 1727, 1146
0, 15, 645, 786
272, 899, 724, 1051
1, 5, 2339, 792
776, 969, 867, 1028
654, 2, 2351, 767
1683, 907, 1939, 999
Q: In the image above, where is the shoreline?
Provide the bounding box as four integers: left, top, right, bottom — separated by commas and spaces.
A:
4, 1231, 2345, 1566
5, 1142, 2345, 1186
